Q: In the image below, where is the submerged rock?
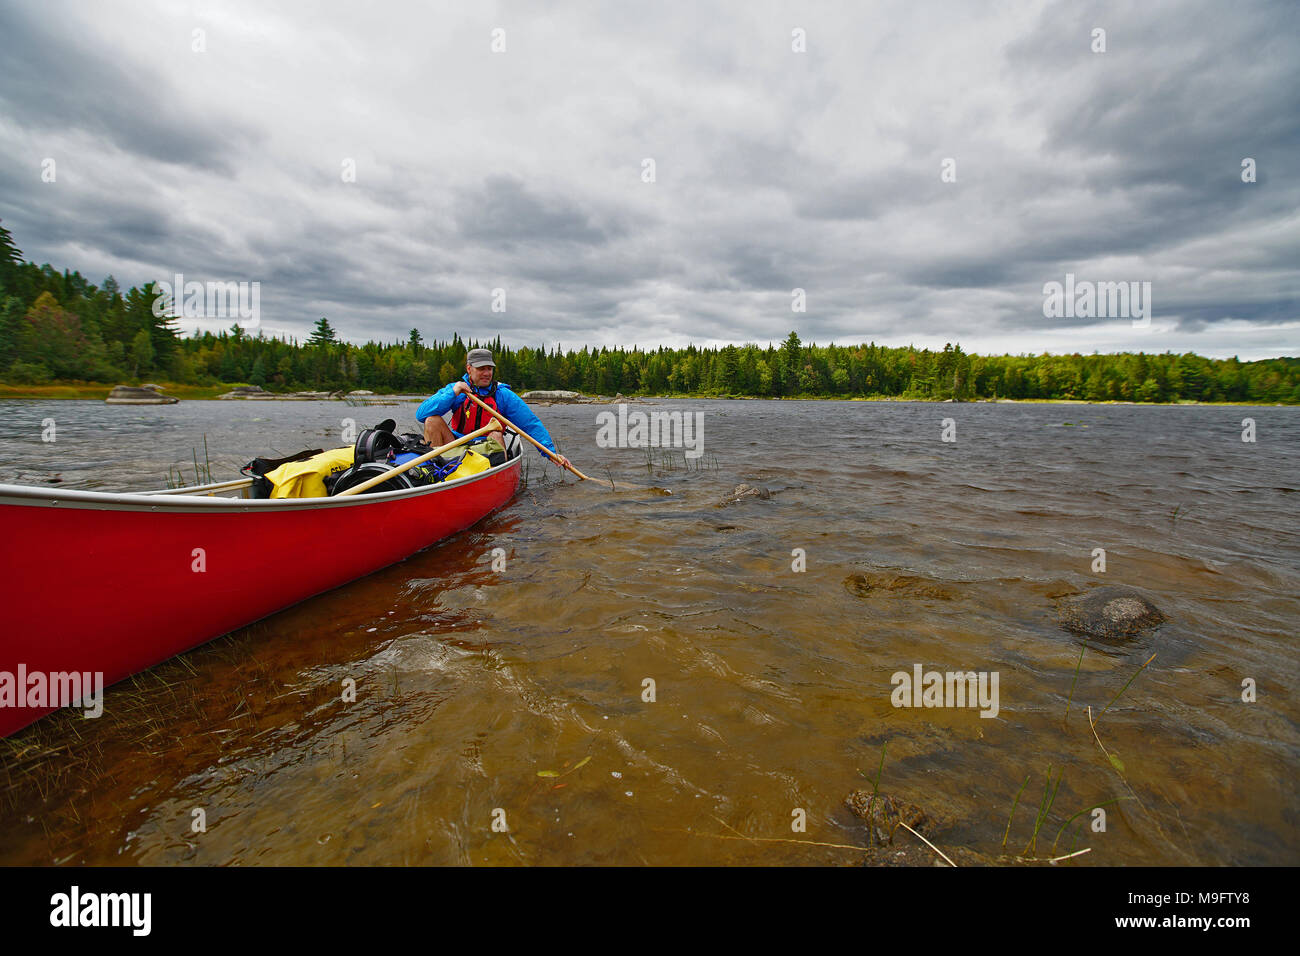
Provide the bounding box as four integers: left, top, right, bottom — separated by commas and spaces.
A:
845, 790, 954, 847
843, 571, 957, 601
719, 483, 770, 505
845, 790, 995, 865
1055, 586, 1166, 641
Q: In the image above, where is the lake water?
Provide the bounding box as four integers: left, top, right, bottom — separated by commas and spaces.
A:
1, 397, 1297, 865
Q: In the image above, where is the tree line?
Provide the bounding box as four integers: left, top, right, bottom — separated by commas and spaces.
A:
2, 220, 1297, 403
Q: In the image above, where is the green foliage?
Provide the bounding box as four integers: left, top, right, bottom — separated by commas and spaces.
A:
8, 361, 51, 384
130, 329, 154, 376
0, 222, 1296, 402
19, 292, 109, 379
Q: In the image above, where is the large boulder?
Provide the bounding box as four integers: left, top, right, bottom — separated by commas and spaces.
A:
217, 385, 271, 399
519, 390, 588, 403
106, 385, 179, 405
1056, 586, 1166, 641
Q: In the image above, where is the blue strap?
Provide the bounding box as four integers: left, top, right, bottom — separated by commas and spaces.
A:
430, 459, 462, 482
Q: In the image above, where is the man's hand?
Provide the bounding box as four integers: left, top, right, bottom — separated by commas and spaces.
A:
549, 452, 571, 470
453, 381, 471, 396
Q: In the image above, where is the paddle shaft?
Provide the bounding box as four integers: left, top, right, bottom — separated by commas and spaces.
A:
461, 391, 596, 483
334, 423, 501, 497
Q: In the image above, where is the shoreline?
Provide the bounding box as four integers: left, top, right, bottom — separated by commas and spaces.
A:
0, 382, 1291, 407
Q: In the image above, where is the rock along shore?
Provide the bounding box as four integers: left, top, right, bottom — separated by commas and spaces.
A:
105, 384, 179, 405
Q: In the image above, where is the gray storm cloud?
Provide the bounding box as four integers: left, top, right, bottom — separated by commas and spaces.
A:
0, 0, 1295, 358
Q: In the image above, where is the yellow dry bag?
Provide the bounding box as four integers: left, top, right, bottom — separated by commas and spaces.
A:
443, 450, 491, 483
266, 447, 355, 498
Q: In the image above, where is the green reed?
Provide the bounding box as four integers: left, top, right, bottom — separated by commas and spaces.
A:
1063, 641, 1088, 724
1002, 773, 1031, 849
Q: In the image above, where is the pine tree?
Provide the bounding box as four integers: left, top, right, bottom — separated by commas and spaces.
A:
0, 219, 22, 284
308, 317, 338, 348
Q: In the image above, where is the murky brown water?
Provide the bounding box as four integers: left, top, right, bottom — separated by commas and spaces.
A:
2, 398, 1297, 865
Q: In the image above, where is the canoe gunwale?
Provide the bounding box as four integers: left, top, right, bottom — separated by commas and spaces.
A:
0, 455, 523, 514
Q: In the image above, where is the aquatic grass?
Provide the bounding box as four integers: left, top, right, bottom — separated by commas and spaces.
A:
1063, 640, 1087, 725
1002, 772, 1031, 849
1087, 705, 1128, 778
856, 741, 889, 830
0, 636, 300, 851
867, 741, 887, 826
1094, 652, 1157, 727
1073, 654, 1183, 855
687, 746, 958, 864
163, 434, 214, 488
1052, 798, 1128, 855
1085, 704, 1185, 860
640, 447, 719, 474
683, 451, 720, 472
1022, 765, 1064, 856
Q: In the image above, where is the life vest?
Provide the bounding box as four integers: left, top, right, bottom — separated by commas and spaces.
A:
450, 381, 500, 434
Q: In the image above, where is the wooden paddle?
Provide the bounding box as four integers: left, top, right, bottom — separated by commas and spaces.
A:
461, 391, 605, 485
334, 423, 501, 497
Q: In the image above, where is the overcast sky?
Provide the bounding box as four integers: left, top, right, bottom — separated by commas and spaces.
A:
1, 0, 1296, 359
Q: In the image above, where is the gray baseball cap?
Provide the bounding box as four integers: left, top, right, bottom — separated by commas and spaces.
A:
466, 348, 496, 368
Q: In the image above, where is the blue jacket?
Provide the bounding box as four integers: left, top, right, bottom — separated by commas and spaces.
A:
416, 375, 558, 454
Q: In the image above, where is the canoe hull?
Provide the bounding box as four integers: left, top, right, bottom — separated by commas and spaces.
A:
0, 459, 520, 736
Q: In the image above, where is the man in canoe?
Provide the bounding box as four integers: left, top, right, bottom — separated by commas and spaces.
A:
417, 348, 571, 470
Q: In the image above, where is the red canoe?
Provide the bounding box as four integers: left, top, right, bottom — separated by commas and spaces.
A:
0, 454, 521, 737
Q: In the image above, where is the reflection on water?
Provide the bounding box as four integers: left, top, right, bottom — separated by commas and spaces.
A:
1, 398, 1297, 865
